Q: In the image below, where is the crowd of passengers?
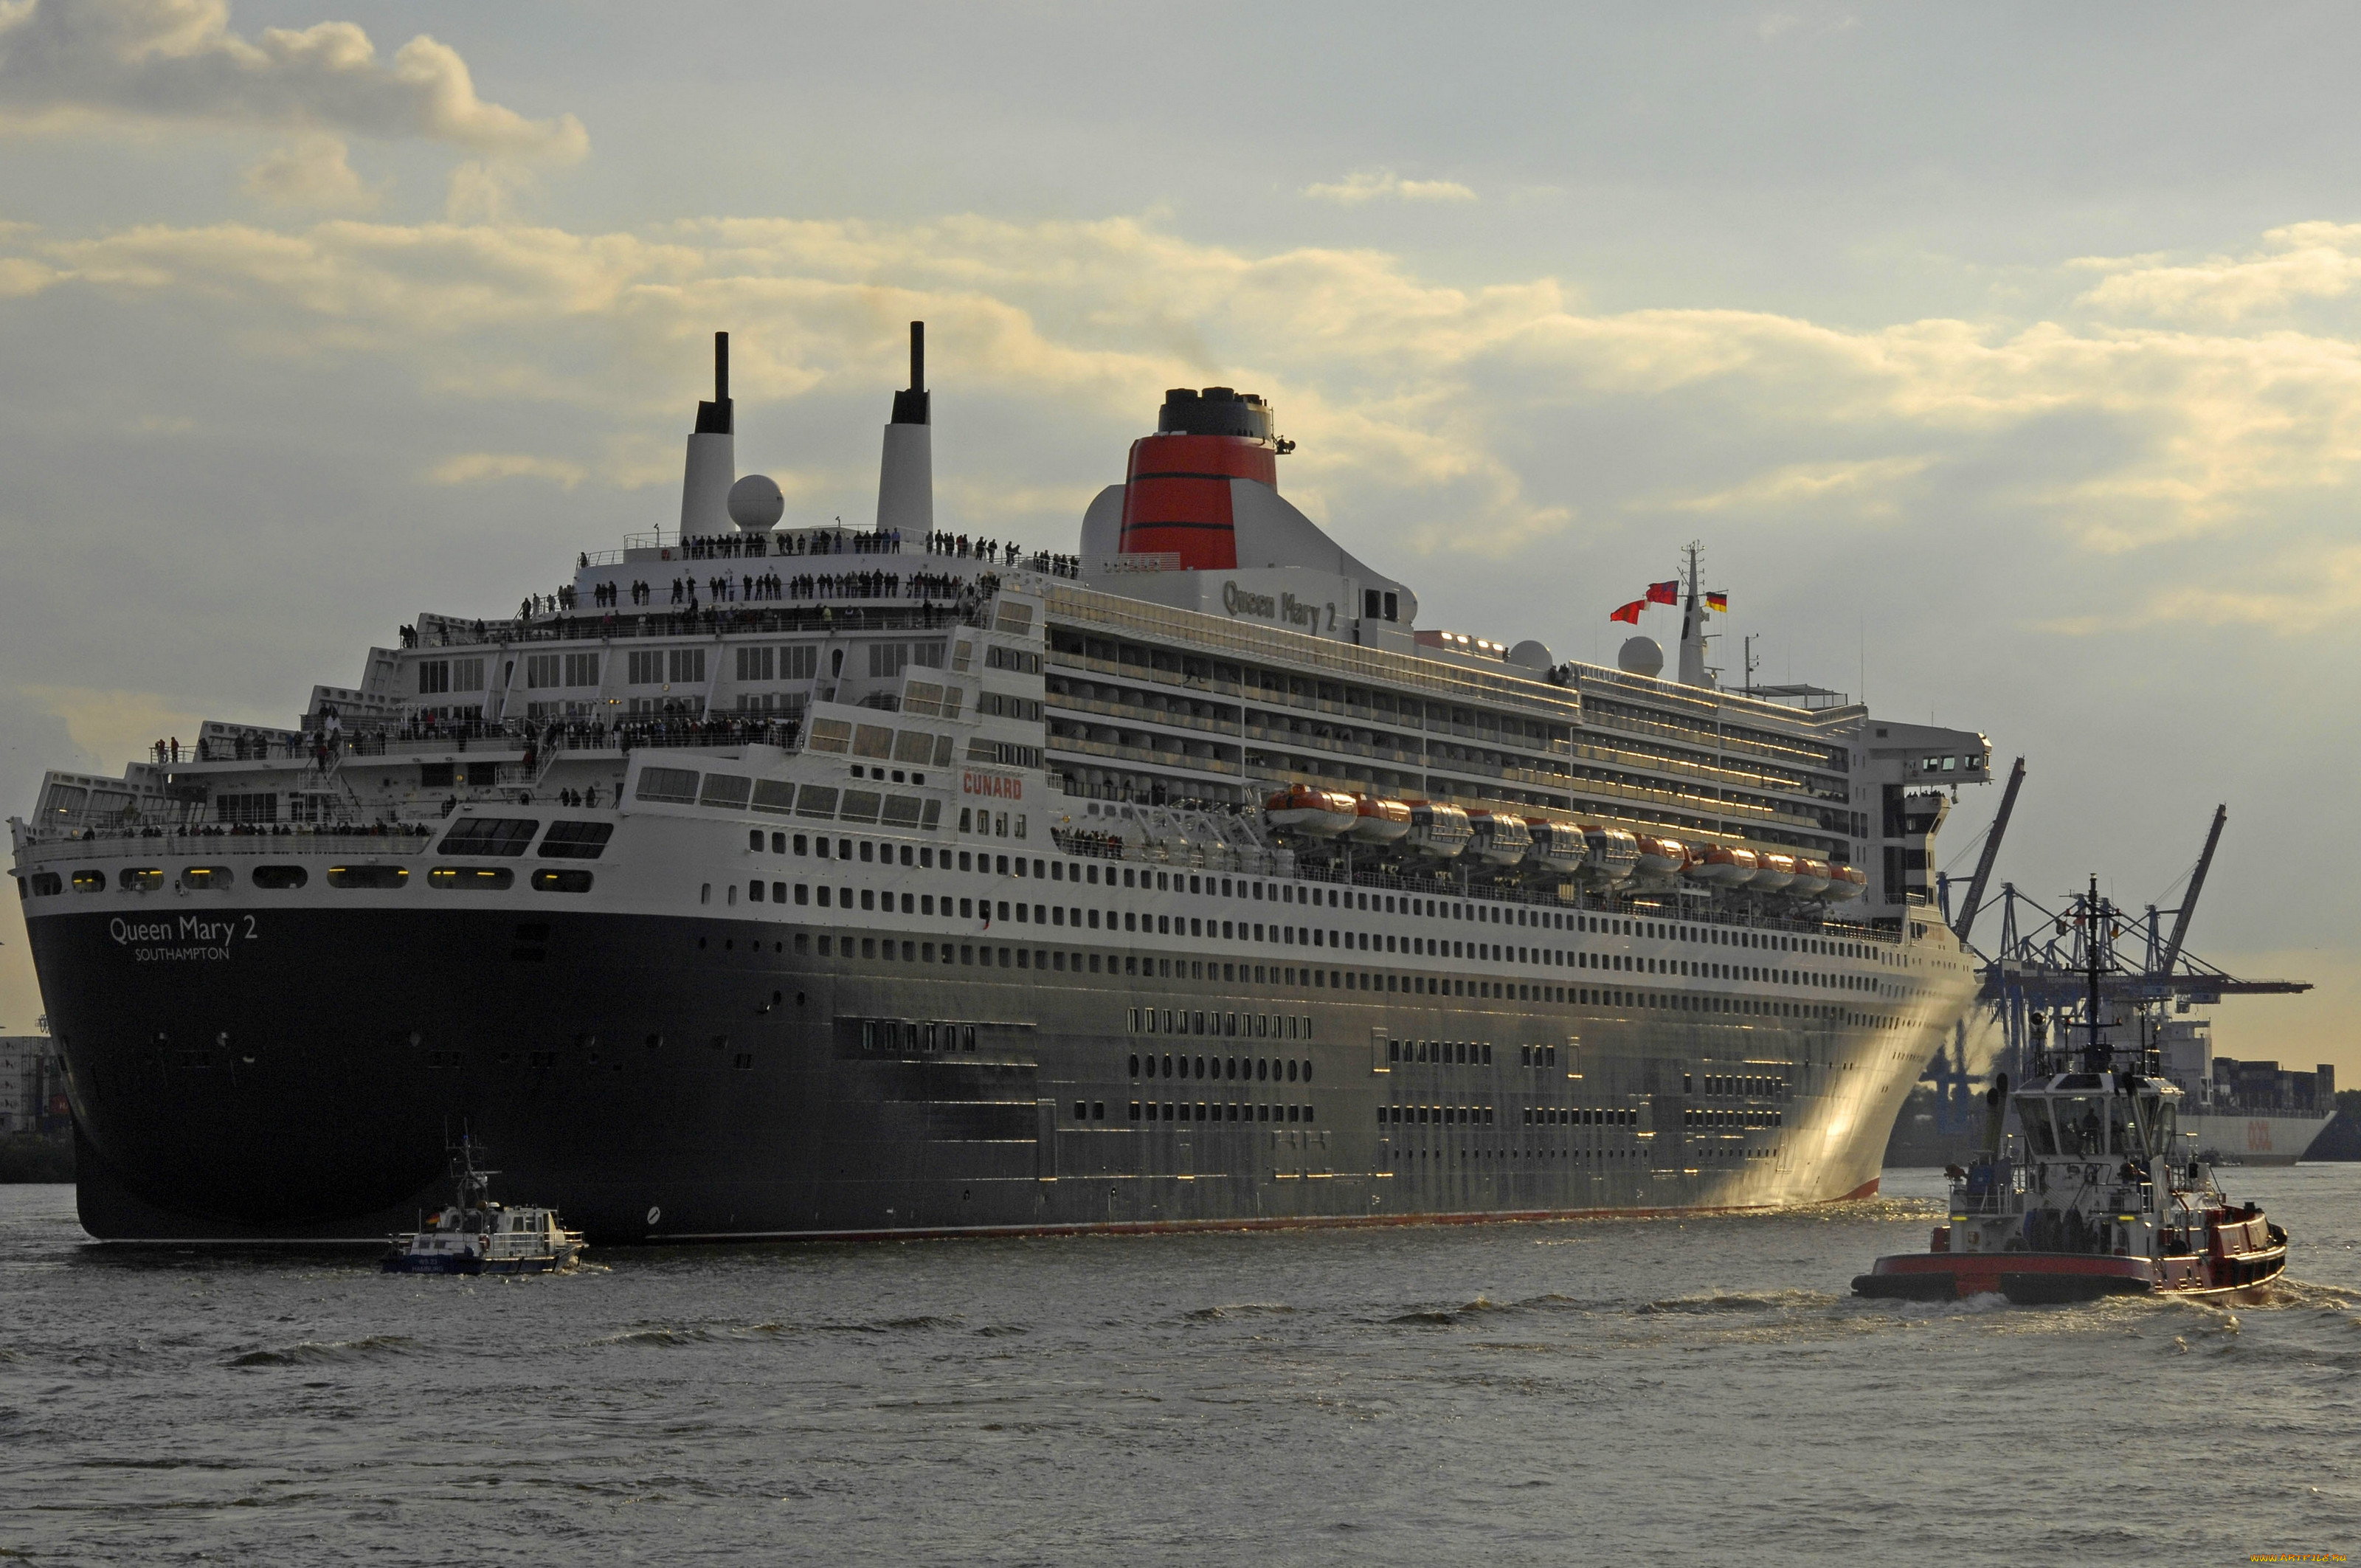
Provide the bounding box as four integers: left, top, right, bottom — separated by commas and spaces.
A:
399, 578, 1003, 649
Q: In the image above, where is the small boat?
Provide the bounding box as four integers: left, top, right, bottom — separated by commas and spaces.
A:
1820, 864, 1868, 902
1347, 795, 1411, 844
1577, 824, 1639, 885
1631, 834, 1689, 878
1404, 801, 1473, 858
1521, 818, 1588, 874
1464, 808, 1532, 866
383, 1136, 586, 1276
1853, 881, 2288, 1305
1684, 843, 1758, 887
1788, 857, 1833, 897
1750, 851, 1797, 892
1264, 784, 1358, 838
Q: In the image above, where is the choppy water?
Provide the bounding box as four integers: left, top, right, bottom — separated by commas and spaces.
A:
3, 1168, 2357, 1566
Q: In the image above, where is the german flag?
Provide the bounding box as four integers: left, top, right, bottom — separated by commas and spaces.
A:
1705, 591, 1728, 612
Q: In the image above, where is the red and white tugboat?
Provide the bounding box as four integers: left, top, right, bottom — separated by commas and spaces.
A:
1855, 880, 2288, 1305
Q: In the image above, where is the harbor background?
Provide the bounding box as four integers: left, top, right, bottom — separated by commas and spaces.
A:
3, 1166, 2355, 1565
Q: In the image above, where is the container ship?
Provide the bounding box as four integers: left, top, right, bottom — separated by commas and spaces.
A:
10, 326, 1990, 1241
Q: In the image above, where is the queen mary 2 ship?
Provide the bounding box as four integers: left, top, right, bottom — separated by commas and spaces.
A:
11, 325, 1991, 1242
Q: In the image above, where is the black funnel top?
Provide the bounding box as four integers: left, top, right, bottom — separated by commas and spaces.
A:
1158, 386, 1271, 441
695, 330, 733, 435
891, 321, 929, 426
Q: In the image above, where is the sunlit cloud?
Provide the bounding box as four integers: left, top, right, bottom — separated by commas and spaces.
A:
1302, 169, 1478, 205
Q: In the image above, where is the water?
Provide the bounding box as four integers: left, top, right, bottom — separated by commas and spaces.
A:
4, 1168, 2357, 1566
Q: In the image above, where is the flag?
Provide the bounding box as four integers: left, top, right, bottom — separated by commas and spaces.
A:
1705, 591, 1728, 612
1646, 581, 1679, 605
1610, 600, 1645, 624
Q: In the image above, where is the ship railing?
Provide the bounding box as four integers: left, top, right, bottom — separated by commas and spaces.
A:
18, 828, 435, 863
408, 600, 987, 650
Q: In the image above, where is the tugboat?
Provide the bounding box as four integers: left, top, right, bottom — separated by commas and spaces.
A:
1854, 879, 2288, 1305
381, 1136, 586, 1276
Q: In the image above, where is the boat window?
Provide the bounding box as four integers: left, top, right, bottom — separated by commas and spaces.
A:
635, 766, 701, 804
327, 864, 409, 889
2149, 1099, 2177, 1147
438, 817, 540, 857
2109, 1098, 2140, 1158
430, 866, 514, 890
24, 872, 62, 897
2018, 1101, 2056, 1156
179, 866, 234, 890
539, 821, 614, 860
71, 869, 106, 893
533, 868, 593, 893
699, 773, 753, 809
2054, 1096, 2102, 1156
251, 865, 308, 890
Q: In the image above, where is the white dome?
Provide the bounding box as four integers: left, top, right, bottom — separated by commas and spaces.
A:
1617, 636, 1665, 677
727, 473, 785, 531
1507, 639, 1555, 671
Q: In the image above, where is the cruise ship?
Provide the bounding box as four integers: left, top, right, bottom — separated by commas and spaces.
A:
9, 327, 1991, 1242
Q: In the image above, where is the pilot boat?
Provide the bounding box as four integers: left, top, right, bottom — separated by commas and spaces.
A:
1854, 881, 2288, 1305
382, 1136, 585, 1276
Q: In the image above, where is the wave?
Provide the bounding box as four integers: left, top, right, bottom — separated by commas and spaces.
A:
1635, 1288, 1837, 1316
224, 1334, 415, 1368
1183, 1303, 1299, 1321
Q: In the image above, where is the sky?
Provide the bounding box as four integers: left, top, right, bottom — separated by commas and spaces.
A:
3, 0, 2359, 1078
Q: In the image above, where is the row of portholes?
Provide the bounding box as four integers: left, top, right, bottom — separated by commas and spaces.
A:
1130, 1052, 1309, 1084
52, 864, 590, 893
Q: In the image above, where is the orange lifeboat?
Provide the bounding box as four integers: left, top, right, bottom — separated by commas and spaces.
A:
1349, 795, 1412, 844
1684, 844, 1759, 888
1752, 852, 1798, 893
1788, 858, 1833, 897
1264, 784, 1357, 838
1822, 864, 1868, 902
1632, 834, 1689, 878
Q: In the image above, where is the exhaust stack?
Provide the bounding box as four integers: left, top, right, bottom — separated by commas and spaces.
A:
680, 331, 735, 535
875, 321, 932, 536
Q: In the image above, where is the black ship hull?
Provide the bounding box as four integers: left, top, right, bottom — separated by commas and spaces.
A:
28, 904, 1913, 1243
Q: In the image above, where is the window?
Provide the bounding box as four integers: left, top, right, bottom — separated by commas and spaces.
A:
532, 868, 594, 892
438, 818, 539, 856
628, 649, 666, 685
417, 660, 449, 694
326, 865, 409, 889
782, 644, 819, 680
251, 865, 307, 890
179, 866, 232, 890
525, 654, 561, 688
635, 767, 700, 804
539, 821, 613, 859
669, 649, 707, 684
737, 645, 775, 682
429, 865, 514, 889
699, 773, 753, 809
564, 652, 599, 686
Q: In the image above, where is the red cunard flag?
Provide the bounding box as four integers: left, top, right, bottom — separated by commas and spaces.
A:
1646, 581, 1679, 605
1610, 600, 1646, 624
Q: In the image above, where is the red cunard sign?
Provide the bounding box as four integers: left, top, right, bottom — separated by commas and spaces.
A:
963, 770, 1023, 800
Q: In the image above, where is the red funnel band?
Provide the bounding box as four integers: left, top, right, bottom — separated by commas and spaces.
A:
1117, 433, 1276, 570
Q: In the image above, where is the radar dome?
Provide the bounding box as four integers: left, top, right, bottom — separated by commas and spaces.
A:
1507, 639, 1555, 672
1617, 636, 1664, 677
727, 473, 784, 531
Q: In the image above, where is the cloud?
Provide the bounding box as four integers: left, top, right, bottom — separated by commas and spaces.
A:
426, 451, 586, 489
1302, 170, 1477, 206
13, 209, 2361, 567
16, 682, 204, 772
1657, 455, 1934, 518
2074, 222, 2361, 325
0, 0, 587, 162
241, 130, 375, 209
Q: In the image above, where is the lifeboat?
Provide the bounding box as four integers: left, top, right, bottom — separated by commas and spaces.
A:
1405, 801, 1473, 859
1465, 808, 1534, 866
1684, 844, 1759, 888
1577, 825, 1640, 885
1750, 852, 1798, 893
1788, 857, 1833, 897
1522, 818, 1588, 874
1264, 784, 1357, 838
1821, 864, 1868, 902
1348, 795, 1411, 844
1631, 834, 1689, 878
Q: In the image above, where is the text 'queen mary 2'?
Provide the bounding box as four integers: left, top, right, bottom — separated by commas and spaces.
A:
12, 326, 1990, 1242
